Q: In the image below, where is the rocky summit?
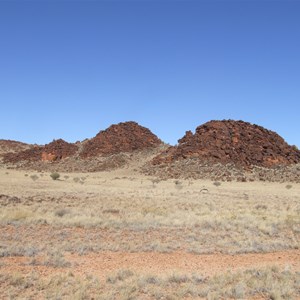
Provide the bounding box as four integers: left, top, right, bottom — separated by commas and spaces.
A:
152, 120, 300, 168
80, 121, 162, 158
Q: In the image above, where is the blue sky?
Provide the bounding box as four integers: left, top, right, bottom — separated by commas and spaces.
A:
0, 0, 299, 146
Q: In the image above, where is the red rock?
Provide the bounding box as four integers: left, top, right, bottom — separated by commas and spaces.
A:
42, 139, 78, 160
152, 120, 300, 168
41, 152, 57, 162
3, 139, 78, 163
80, 121, 162, 158
0, 139, 30, 154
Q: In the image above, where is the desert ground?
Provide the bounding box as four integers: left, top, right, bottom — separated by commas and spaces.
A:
0, 166, 299, 299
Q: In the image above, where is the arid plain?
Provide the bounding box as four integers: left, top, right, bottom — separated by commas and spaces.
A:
0, 167, 299, 299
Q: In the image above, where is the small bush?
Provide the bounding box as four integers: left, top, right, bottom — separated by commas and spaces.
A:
50, 172, 60, 180
213, 181, 221, 187
54, 208, 70, 217
30, 175, 39, 181
168, 274, 190, 284
285, 184, 292, 189
44, 251, 71, 268
106, 270, 134, 284
174, 180, 183, 189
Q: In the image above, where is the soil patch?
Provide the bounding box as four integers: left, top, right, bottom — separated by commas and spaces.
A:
1, 250, 299, 280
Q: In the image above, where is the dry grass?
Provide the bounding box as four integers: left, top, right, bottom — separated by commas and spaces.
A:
0, 266, 299, 299
0, 169, 299, 254
0, 168, 299, 298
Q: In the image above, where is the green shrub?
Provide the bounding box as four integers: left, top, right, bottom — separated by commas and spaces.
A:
50, 172, 60, 181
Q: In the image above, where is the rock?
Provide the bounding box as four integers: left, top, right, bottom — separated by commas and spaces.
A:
152, 120, 300, 168
0, 139, 30, 155
3, 139, 78, 163
42, 139, 78, 160
41, 152, 57, 162
80, 121, 162, 158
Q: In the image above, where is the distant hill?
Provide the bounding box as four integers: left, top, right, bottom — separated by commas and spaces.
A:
1, 119, 300, 182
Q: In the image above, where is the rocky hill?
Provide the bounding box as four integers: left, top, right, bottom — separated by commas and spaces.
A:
144, 120, 300, 182
80, 121, 162, 158
1, 120, 300, 181
0, 140, 31, 155
152, 120, 300, 168
2, 139, 78, 164
1, 122, 163, 172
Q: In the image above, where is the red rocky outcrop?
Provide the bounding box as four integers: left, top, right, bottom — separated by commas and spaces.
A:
41, 139, 78, 161
152, 120, 300, 168
3, 139, 78, 163
80, 121, 162, 158
0, 139, 30, 154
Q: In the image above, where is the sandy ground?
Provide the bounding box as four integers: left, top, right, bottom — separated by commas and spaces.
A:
1, 250, 299, 280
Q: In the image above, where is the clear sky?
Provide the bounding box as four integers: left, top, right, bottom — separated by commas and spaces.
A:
0, 0, 299, 147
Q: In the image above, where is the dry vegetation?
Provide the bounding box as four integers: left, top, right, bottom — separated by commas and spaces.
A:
1, 266, 299, 299
0, 168, 299, 299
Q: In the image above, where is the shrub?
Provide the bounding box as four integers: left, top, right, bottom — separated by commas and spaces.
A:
174, 180, 183, 189
30, 175, 39, 181
54, 208, 70, 217
44, 250, 71, 268
50, 172, 60, 181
